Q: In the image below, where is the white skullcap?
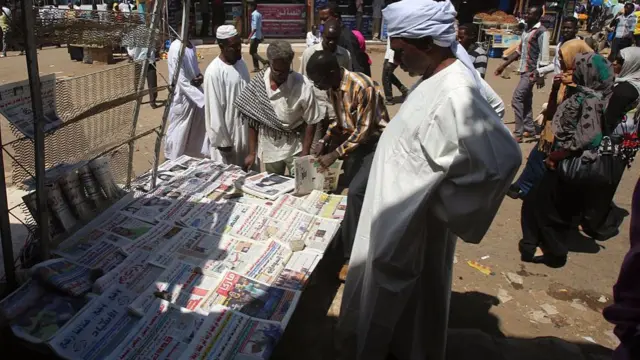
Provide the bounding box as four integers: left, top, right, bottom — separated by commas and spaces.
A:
383, 0, 486, 99
216, 25, 238, 40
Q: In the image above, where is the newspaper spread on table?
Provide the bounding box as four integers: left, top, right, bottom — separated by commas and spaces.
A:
181, 201, 252, 235
263, 207, 314, 251
121, 186, 186, 223
304, 216, 342, 253
53, 228, 127, 261
108, 299, 207, 360
92, 250, 165, 295
244, 240, 292, 285
240, 172, 295, 200
301, 190, 347, 220
156, 196, 208, 224
228, 205, 272, 242
121, 222, 188, 255
274, 250, 322, 290
131, 157, 193, 192
179, 305, 282, 360
267, 194, 307, 221
129, 261, 218, 316
99, 212, 155, 241
199, 271, 300, 327
49, 285, 140, 359
73, 239, 127, 272
293, 155, 343, 195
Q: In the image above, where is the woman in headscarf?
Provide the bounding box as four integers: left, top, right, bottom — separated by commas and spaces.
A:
509, 39, 593, 199
520, 52, 616, 267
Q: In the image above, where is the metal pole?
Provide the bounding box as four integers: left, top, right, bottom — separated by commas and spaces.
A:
150, 0, 191, 189
125, 0, 166, 188
21, 0, 50, 262
0, 129, 17, 290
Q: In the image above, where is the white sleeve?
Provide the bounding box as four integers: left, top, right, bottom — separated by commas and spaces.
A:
299, 48, 310, 76
428, 87, 521, 244
301, 80, 323, 125
204, 70, 233, 148
538, 30, 551, 68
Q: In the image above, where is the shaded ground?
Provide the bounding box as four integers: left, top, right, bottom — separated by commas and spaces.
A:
0, 44, 634, 358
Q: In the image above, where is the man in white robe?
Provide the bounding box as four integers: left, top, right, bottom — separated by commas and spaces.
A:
203, 25, 251, 166
337, 1, 522, 360
164, 30, 208, 160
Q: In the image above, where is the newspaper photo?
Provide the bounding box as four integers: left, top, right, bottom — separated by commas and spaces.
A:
131, 158, 192, 192
109, 299, 207, 360
129, 261, 219, 316
11, 291, 87, 344
304, 216, 342, 253
293, 155, 343, 195
301, 190, 347, 220
181, 201, 252, 236
121, 186, 185, 223
99, 212, 155, 242
228, 205, 271, 242
200, 166, 248, 197
0, 74, 59, 139
179, 306, 282, 360
240, 172, 295, 200
274, 250, 322, 290
49, 285, 141, 360
200, 271, 300, 326
263, 207, 314, 251
244, 240, 292, 285
121, 222, 188, 255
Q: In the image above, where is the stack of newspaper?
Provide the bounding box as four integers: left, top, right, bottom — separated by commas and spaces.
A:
1, 155, 350, 359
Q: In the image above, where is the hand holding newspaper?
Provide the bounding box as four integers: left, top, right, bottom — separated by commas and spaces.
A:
293, 155, 343, 195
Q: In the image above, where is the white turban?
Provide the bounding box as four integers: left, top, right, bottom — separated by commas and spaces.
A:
383, 0, 486, 98
216, 25, 238, 40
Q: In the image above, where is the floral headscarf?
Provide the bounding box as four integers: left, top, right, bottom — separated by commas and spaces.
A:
551, 52, 614, 160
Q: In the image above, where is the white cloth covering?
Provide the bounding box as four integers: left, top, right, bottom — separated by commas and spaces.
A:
203, 56, 251, 166
338, 60, 521, 360
616, 46, 640, 94
216, 24, 238, 39
164, 40, 208, 160
258, 69, 322, 164
382, 0, 485, 98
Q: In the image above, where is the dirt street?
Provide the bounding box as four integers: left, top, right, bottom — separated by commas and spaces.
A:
0, 44, 633, 359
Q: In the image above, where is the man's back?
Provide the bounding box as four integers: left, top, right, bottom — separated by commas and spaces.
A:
300, 42, 351, 75
338, 27, 370, 75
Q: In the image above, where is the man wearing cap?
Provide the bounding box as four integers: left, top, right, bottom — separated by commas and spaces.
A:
203, 25, 251, 167
336, 1, 521, 359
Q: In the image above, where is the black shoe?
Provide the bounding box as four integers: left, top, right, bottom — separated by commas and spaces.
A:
385, 98, 395, 106
150, 102, 159, 109
506, 184, 522, 200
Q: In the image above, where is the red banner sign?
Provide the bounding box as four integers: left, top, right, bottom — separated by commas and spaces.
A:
257, 4, 306, 21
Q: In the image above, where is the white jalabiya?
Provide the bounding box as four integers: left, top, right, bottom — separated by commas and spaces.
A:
259, 69, 322, 164
164, 40, 207, 160
203, 57, 251, 166
337, 61, 522, 360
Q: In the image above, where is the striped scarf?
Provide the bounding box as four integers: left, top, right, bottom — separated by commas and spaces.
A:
234, 69, 303, 139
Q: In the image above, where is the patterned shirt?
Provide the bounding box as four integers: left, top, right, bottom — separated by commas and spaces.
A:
467, 44, 488, 78
517, 22, 551, 73
327, 70, 390, 156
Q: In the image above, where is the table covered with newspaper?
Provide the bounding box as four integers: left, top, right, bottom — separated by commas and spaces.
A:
0, 155, 347, 359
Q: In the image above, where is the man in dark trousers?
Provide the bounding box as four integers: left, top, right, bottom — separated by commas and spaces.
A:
318, 1, 370, 76
306, 51, 390, 281
246, 1, 268, 72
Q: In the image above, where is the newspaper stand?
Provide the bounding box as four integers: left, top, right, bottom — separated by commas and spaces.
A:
0, 0, 192, 293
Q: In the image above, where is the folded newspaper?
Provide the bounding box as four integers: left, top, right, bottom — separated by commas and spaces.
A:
121, 186, 186, 223
181, 201, 253, 236
293, 155, 343, 195
92, 250, 166, 295
48, 285, 141, 360
121, 222, 189, 255
199, 271, 300, 327
274, 250, 322, 290
179, 305, 282, 360
239, 172, 295, 200
301, 190, 347, 220
32, 258, 95, 297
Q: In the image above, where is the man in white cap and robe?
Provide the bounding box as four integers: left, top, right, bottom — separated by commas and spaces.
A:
336, 1, 522, 360
203, 25, 251, 166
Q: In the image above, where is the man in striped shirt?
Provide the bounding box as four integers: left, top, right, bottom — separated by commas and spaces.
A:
458, 23, 488, 78
306, 50, 390, 280
496, 6, 550, 143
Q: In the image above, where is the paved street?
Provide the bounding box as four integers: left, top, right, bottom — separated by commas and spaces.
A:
0, 44, 633, 359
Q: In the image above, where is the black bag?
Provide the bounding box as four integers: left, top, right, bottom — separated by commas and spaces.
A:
556, 136, 622, 185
